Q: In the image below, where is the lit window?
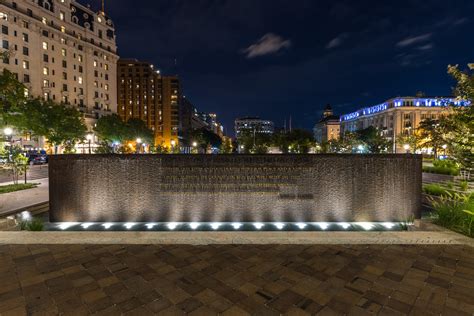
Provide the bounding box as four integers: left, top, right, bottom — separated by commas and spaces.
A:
43, 67, 49, 75
78, 55, 83, 62
43, 79, 49, 87
61, 48, 66, 57
60, 11, 65, 21
78, 77, 83, 84
104, 84, 109, 91
0, 12, 8, 21
42, 42, 48, 50
93, 60, 98, 67
61, 26, 65, 33
42, 17, 47, 24
22, 60, 29, 69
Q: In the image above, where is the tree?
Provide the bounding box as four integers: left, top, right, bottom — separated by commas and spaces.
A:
237, 129, 272, 154
125, 118, 154, 145
271, 129, 315, 153
219, 137, 233, 154
31, 100, 87, 154
94, 114, 129, 144
397, 130, 424, 154
356, 127, 392, 153
0, 145, 29, 184
0, 69, 28, 128
444, 64, 474, 170
417, 118, 446, 159
186, 128, 222, 152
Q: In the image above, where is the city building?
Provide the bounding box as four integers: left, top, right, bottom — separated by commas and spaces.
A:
117, 59, 179, 148
340, 96, 471, 153
0, 0, 118, 150
179, 96, 225, 140
235, 117, 274, 138
313, 104, 340, 143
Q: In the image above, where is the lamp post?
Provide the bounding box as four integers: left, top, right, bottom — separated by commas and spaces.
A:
403, 144, 410, 154
136, 138, 142, 154
192, 141, 197, 154
3, 127, 13, 161
86, 133, 94, 154
171, 140, 176, 153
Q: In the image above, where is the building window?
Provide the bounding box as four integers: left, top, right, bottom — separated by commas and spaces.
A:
62, 60, 67, 68
2, 25, 8, 35
22, 33, 28, 42
62, 72, 67, 80
43, 54, 49, 62
43, 67, 49, 75
43, 79, 49, 88
23, 74, 30, 83
60, 11, 65, 21
22, 47, 29, 56
22, 60, 29, 69
22, 21, 29, 29
42, 42, 48, 50
78, 77, 83, 84
2, 40, 8, 49
61, 48, 66, 57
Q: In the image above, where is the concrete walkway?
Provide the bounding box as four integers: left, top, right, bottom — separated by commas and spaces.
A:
0, 178, 49, 216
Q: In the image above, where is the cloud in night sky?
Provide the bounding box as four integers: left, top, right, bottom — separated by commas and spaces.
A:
396, 33, 432, 47
242, 33, 291, 58
326, 33, 348, 49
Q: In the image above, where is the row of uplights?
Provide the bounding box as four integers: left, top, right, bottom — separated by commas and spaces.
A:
57, 222, 401, 231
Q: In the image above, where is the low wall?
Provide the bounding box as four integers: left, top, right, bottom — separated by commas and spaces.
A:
49, 154, 422, 223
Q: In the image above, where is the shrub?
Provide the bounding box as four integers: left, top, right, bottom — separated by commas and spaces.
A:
431, 192, 474, 237
423, 184, 450, 197
459, 181, 469, 192
423, 166, 460, 176
22, 218, 44, 231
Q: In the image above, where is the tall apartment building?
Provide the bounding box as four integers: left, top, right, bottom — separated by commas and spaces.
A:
313, 105, 340, 143
340, 96, 471, 153
117, 59, 180, 148
0, 0, 118, 136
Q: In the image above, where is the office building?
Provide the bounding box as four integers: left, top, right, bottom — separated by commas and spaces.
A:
235, 117, 274, 138
117, 59, 179, 148
340, 96, 471, 153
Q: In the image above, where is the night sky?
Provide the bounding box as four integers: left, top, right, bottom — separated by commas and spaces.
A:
83, 0, 474, 135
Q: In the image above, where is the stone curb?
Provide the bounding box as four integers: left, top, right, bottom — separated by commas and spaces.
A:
0, 231, 472, 246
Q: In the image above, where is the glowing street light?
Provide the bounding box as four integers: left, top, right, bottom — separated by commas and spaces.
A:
403, 144, 410, 154
86, 133, 94, 154
136, 138, 142, 154
3, 127, 13, 136
192, 141, 198, 147
442, 144, 448, 156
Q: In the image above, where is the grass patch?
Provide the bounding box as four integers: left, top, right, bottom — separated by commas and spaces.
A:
423, 184, 451, 197
430, 192, 474, 238
0, 183, 38, 194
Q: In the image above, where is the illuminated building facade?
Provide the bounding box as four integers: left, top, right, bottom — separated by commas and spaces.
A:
0, 0, 118, 139
117, 59, 179, 148
235, 117, 274, 138
313, 105, 340, 143
340, 96, 471, 153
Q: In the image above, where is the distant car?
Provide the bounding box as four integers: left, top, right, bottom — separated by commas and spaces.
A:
31, 155, 47, 165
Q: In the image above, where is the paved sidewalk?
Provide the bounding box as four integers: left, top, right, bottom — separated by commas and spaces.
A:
0, 165, 48, 184
0, 178, 49, 216
0, 244, 472, 315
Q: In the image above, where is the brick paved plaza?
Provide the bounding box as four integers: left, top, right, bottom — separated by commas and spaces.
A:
0, 244, 473, 315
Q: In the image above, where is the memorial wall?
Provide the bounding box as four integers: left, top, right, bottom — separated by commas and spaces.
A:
49, 154, 422, 223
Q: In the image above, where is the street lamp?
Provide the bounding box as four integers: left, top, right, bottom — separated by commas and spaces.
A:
171, 140, 176, 153
357, 145, 364, 153
3, 127, 13, 161
442, 144, 448, 157
86, 133, 94, 154
136, 138, 142, 154
403, 144, 410, 154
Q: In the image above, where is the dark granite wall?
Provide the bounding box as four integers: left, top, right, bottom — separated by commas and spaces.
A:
49, 154, 422, 222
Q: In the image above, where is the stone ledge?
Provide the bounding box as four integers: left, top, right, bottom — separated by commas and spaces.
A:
0, 231, 472, 246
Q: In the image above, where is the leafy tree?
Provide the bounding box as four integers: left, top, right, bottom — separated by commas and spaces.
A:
397, 130, 424, 154
272, 129, 315, 153
0, 69, 28, 128
125, 118, 154, 145
417, 119, 446, 158
237, 129, 272, 154
186, 128, 222, 151
31, 100, 87, 154
356, 126, 392, 153
444, 64, 474, 170
0, 145, 29, 184
219, 137, 233, 154
94, 114, 129, 144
